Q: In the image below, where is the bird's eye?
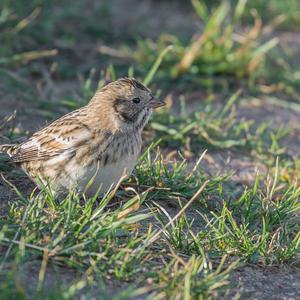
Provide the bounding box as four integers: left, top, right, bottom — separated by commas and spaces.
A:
132, 97, 141, 104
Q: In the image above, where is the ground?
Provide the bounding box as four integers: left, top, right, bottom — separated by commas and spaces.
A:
0, 0, 299, 299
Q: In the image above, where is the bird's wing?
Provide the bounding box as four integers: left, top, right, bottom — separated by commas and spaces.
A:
4, 112, 105, 163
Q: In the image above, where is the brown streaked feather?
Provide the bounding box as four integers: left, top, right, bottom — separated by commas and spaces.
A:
2, 111, 96, 163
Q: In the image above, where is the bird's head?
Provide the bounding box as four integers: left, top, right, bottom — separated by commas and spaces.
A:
90, 78, 165, 131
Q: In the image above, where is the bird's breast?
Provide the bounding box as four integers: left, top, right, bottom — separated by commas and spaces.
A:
80, 134, 142, 196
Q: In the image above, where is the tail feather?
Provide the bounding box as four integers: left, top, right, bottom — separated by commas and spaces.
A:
0, 144, 18, 157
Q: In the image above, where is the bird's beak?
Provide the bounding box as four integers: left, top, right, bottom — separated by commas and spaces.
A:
149, 98, 166, 109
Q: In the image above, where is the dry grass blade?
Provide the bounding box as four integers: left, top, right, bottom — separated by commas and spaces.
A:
9, 7, 41, 34
0, 49, 58, 66
175, 30, 213, 76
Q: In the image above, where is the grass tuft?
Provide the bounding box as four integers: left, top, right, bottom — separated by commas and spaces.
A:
132, 0, 278, 86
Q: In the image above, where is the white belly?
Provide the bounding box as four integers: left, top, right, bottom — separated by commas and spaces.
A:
79, 153, 138, 197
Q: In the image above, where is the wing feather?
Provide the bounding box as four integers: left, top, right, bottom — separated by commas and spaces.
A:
7, 114, 94, 163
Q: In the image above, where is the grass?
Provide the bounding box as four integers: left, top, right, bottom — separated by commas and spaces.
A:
238, 0, 300, 27
149, 92, 289, 159
0, 147, 299, 299
0, 152, 237, 299
0, 0, 299, 298
136, 151, 300, 265
122, 0, 279, 89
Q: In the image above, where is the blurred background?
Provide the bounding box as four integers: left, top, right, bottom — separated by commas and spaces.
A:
1, 0, 300, 109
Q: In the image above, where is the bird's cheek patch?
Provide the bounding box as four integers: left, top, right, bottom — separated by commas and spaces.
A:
114, 99, 127, 112
114, 100, 135, 123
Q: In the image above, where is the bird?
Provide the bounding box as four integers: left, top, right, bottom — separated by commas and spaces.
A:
0, 78, 165, 198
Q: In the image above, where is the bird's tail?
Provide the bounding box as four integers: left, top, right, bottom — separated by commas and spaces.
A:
0, 144, 18, 157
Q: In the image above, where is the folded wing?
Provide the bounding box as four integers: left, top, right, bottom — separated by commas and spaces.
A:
3, 115, 95, 163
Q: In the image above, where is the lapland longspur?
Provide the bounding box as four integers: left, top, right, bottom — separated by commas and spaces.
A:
0, 78, 165, 197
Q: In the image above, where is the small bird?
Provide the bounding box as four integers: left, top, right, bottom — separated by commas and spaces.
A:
0, 78, 165, 198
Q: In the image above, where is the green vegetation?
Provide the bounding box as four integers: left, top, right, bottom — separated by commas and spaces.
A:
0, 148, 298, 299
0, 0, 299, 299
133, 0, 278, 85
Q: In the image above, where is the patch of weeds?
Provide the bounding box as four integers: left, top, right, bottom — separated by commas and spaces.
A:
152, 255, 238, 300
1, 187, 150, 280
147, 92, 287, 165
239, 0, 300, 28
258, 44, 300, 99
158, 161, 300, 265
0, 3, 57, 66
133, 144, 225, 201
0, 0, 112, 59
60, 68, 109, 109
131, 0, 278, 86
0, 149, 241, 298
0, 0, 114, 105
203, 174, 300, 264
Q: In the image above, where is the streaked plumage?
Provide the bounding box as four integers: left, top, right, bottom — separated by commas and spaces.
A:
0, 78, 165, 197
